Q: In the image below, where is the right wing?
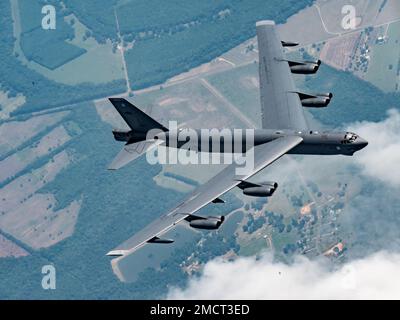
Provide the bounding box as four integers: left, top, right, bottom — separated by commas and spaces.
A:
107, 135, 303, 257
257, 21, 309, 131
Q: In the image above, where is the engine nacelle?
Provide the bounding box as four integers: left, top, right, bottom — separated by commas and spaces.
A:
241, 182, 278, 197
289, 60, 321, 74
189, 216, 225, 230
281, 41, 299, 47
301, 97, 331, 108
147, 236, 174, 244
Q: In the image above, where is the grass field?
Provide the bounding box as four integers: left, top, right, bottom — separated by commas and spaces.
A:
206, 63, 261, 127
365, 21, 400, 92
0, 90, 26, 120
132, 78, 246, 129
23, 15, 125, 85
20, 27, 87, 70
239, 236, 268, 256
14, 0, 125, 85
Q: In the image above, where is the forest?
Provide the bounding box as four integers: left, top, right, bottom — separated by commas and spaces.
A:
1, 0, 317, 115
37, 0, 315, 90
301, 64, 400, 127
117, 0, 234, 35
123, 0, 315, 90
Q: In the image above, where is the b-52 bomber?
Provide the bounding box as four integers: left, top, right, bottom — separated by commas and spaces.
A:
105, 20, 367, 257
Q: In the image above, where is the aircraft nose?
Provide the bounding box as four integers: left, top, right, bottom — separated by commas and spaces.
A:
357, 137, 368, 149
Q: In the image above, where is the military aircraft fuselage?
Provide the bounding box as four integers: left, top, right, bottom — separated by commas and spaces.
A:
147, 129, 368, 156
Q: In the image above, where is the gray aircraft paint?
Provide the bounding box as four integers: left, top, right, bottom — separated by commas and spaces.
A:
152, 129, 367, 156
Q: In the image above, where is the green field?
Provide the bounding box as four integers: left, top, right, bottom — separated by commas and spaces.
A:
19, 0, 87, 70
206, 63, 261, 126
17, 1, 124, 84
18, 0, 42, 33
239, 236, 268, 256
132, 79, 246, 129
365, 21, 400, 92
15, 0, 124, 84
28, 15, 125, 85
21, 27, 86, 70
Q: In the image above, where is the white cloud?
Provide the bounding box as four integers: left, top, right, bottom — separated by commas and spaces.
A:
255, 109, 400, 190
349, 109, 400, 187
167, 251, 400, 300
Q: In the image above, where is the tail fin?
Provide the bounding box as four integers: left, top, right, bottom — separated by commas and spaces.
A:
109, 98, 168, 133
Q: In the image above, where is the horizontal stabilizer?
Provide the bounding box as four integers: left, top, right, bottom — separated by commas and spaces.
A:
108, 140, 162, 170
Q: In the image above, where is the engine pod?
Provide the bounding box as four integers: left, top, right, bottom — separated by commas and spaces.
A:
187, 216, 225, 230
242, 186, 275, 197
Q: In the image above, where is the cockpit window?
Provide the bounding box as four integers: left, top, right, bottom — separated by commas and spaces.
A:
342, 132, 358, 144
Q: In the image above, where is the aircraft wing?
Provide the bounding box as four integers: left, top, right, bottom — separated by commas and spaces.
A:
257, 21, 309, 131
107, 135, 303, 256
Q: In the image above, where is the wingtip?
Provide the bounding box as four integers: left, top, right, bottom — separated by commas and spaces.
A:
107, 160, 120, 170
256, 20, 275, 27
106, 250, 128, 257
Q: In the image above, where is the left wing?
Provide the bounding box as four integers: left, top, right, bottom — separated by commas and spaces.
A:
107, 135, 303, 256
257, 20, 309, 130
